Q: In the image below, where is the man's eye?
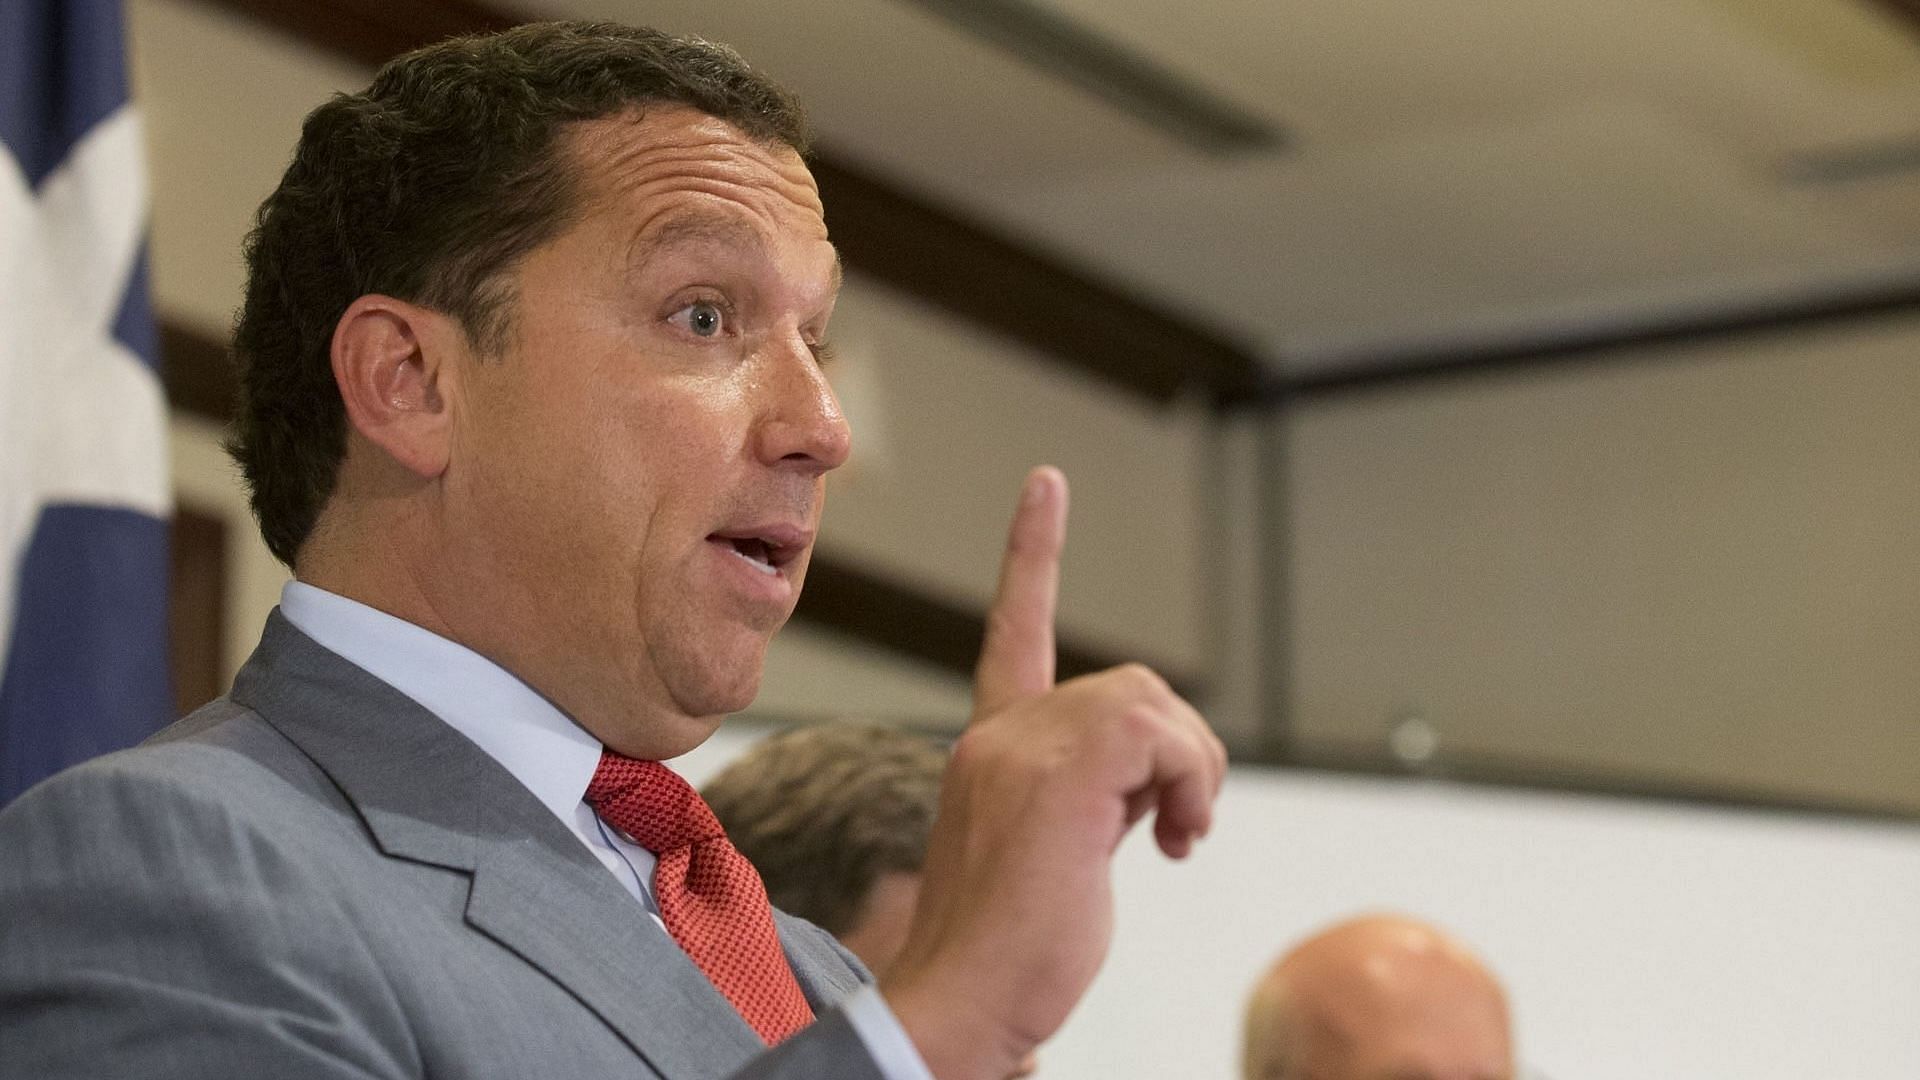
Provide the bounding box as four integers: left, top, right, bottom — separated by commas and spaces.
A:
671, 300, 727, 338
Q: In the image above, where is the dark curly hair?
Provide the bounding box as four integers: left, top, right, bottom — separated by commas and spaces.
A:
228, 22, 810, 566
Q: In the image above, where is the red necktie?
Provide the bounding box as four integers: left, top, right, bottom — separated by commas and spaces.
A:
584, 752, 815, 1044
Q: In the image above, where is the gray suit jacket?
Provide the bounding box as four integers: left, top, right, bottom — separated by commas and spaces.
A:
0, 612, 886, 1079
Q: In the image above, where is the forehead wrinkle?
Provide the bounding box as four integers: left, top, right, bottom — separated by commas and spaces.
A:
613, 170, 825, 247
560, 110, 825, 241
622, 129, 824, 215
593, 124, 822, 222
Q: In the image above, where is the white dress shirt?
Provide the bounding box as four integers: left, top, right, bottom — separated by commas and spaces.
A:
280, 581, 932, 1080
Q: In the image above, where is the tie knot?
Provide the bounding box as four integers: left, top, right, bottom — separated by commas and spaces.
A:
584, 752, 724, 854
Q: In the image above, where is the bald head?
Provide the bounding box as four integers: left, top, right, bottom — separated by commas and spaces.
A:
1243, 916, 1512, 1080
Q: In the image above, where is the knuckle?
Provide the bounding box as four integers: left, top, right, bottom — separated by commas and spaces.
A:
1115, 701, 1163, 744
953, 713, 1065, 783
1121, 662, 1170, 699
948, 726, 996, 771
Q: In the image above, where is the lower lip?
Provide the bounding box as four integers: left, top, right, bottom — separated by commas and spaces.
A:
706, 540, 795, 605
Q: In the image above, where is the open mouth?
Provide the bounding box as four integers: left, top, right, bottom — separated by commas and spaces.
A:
724, 536, 779, 576
709, 528, 807, 578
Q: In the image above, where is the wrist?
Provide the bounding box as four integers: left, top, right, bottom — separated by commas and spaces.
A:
881, 971, 1031, 1080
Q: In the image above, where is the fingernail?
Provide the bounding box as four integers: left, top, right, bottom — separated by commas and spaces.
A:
1024, 473, 1046, 508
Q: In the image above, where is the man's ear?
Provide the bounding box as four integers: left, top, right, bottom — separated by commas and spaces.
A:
330, 294, 456, 479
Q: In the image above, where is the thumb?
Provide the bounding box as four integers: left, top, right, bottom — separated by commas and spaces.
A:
973, 466, 1068, 718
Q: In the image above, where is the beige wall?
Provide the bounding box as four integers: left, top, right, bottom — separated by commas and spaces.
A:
129, 0, 366, 337
1286, 315, 1920, 811
818, 279, 1210, 676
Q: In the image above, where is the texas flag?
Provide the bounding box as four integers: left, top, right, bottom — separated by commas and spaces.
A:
1, 0, 173, 803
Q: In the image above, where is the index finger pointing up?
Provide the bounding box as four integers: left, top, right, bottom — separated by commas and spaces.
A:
973, 466, 1069, 718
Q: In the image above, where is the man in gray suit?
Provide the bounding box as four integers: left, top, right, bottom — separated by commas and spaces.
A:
0, 21, 1225, 1080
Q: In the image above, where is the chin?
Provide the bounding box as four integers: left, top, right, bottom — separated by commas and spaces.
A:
652, 657, 756, 730
614, 624, 769, 754
651, 711, 731, 761
591, 700, 728, 761
674, 668, 764, 723
661, 645, 767, 725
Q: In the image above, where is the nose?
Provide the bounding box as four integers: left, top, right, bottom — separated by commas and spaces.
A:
752, 333, 852, 473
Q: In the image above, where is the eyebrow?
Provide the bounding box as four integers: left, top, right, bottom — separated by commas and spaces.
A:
623, 209, 845, 297
625, 210, 765, 271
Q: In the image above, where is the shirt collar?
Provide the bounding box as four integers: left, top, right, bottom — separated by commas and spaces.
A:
277, 580, 603, 828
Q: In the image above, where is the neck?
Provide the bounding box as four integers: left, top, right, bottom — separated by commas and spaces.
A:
296, 503, 459, 646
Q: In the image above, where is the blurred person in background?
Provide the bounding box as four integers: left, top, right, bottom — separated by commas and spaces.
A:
1242, 915, 1513, 1080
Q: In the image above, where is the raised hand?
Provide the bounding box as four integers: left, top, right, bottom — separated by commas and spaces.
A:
880, 467, 1228, 1080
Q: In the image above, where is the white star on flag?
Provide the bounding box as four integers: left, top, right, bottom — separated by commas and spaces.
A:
0, 105, 170, 682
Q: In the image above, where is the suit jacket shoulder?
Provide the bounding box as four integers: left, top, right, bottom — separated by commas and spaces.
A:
0, 708, 428, 1078
0, 613, 885, 1080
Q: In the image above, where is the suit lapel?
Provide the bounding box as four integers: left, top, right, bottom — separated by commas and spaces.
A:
232, 612, 768, 1079
464, 837, 766, 1078
773, 911, 868, 1013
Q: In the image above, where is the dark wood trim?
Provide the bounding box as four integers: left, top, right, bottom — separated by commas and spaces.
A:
158, 320, 1180, 691
169, 505, 228, 717
186, 0, 515, 61
181, 0, 1265, 405
807, 157, 1263, 402
1236, 276, 1920, 405
1253, 418, 1293, 764
1871, 0, 1920, 40
785, 560, 987, 681
793, 558, 1190, 697
1273, 741, 1920, 824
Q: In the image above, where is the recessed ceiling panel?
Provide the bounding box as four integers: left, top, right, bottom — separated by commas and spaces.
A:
1003, 97, 1904, 368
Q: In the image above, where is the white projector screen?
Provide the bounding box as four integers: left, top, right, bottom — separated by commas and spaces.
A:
675, 723, 1920, 1080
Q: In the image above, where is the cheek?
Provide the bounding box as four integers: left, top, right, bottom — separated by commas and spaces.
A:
465, 405, 645, 594
487, 364, 750, 583
620, 401, 755, 531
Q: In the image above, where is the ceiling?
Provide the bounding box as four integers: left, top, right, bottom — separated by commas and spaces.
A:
508, 0, 1920, 376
